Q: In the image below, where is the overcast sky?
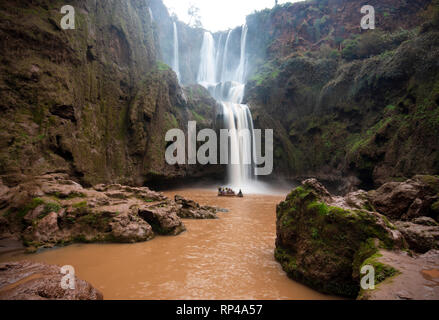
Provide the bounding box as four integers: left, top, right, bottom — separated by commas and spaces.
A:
162, 0, 300, 32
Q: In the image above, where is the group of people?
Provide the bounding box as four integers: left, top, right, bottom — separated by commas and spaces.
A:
218, 187, 244, 197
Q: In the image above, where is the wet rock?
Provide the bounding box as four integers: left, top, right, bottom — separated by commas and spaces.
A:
394, 221, 439, 253
110, 213, 154, 243
344, 190, 370, 209
139, 202, 186, 235
275, 179, 406, 297
94, 184, 165, 202
0, 261, 103, 300
301, 178, 332, 202
39, 176, 85, 199
0, 216, 9, 239
23, 205, 45, 225
23, 212, 60, 245
174, 195, 218, 219
370, 176, 439, 220
412, 217, 439, 227
359, 250, 439, 300
0, 174, 217, 250
371, 181, 423, 219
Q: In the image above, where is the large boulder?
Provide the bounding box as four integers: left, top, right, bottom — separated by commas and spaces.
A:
138, 202, 186, 235
0, 261, 103, 300
110, 213, 154, 243
370, 176, 439, 221
394, 221, 439, 253
174, 195, 219, 219
275, 179, 406, 297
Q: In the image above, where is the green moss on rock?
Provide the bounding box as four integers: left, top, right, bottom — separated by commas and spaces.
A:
275, 180, 404, 297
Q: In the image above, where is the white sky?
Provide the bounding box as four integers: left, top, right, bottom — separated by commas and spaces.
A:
162, 0, 300, 32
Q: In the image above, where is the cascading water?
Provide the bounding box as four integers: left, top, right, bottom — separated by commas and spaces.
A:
220, 30, 232, 83
197, 32, 217, 87
197, 25, 257, 190
149, 8, 154, 22
172, 21, 181, 82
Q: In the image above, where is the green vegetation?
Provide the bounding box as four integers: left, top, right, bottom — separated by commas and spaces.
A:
342, 29, 416, 61
249, 61, 281, 86
307, 201, 329, 216
276, 182, 403, 297
72, 201, 88, 209
360, 253, 399, 283
156, 61, 171, 72
41, 201, 62, 217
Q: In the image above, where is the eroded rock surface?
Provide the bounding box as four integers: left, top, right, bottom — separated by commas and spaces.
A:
394, 221, 439, 253
276, 177, 439, 299
369, 175, 439, 221
275, 179, 405, 298
174, 195, 220, 219
139, 201, 186, 235
0, 174, 216, 251
359, 250, 439, 300
0, 261, 103, 300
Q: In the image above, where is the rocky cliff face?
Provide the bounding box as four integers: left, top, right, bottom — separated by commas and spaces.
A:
245, 0, 439, 190
0, 0, 221, 188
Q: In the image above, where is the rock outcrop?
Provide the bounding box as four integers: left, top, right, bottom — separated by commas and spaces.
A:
0, 174, 218, 251
174, 195, 220, 219
358, 250, 439, 300
276, 177, 439, 299
366, 175, 439, 253
394, 221, 439, 253
275, 179, 405, 297
370, 175, 439, 221
139, 201, 186, 235
0, 0, 221, 189
244, 0, 439, 189
0, 261, 103, 300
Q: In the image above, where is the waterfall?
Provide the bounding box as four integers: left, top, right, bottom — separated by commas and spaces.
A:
172, 22, 181, 82
149, 8, 154, 22
214, 33, 224, 82
197, 32, 217, 86
235, 24, 248, 83
220, 30, 232, 83
197, 25, 257, 189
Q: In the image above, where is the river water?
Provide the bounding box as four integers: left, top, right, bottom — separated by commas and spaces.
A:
0, 189, 336, 300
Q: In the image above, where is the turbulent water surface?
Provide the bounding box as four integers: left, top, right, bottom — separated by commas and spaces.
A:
0, 189, 337, 300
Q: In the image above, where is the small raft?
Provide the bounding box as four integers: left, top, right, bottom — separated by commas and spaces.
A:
218, 188, 244, 198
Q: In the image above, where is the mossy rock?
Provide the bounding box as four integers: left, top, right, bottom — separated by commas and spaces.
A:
275, 180, 405, 298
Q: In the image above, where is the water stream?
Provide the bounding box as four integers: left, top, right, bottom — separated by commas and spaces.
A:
197, 26, 258, 191
172, 21, 181, 82
0, 189, 336, 300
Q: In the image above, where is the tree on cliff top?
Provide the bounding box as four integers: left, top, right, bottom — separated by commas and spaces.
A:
188, 5, 202, 28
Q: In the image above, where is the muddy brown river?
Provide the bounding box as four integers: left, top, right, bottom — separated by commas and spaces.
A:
0, 189, 336, 300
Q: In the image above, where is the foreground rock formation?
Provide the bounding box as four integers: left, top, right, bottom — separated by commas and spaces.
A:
275, 176, 439, 299
358, 250, 439, 300
0, 174, 222, 252
175, 195, 221, 219
0, 261, 103, 300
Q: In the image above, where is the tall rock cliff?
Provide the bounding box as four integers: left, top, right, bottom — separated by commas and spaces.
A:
244, 0, 439, 190
0, 0, 221, 188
